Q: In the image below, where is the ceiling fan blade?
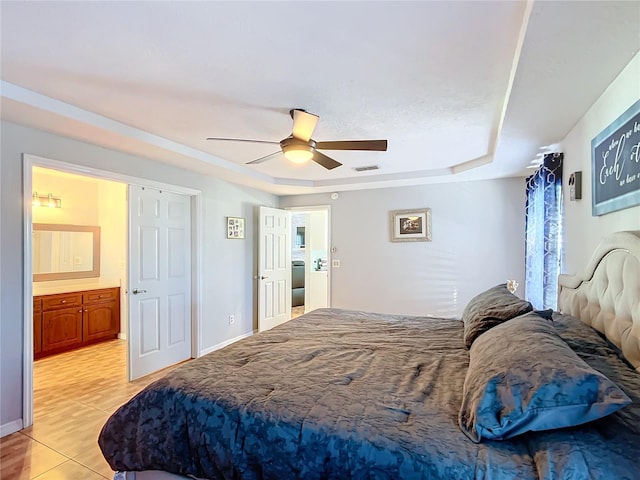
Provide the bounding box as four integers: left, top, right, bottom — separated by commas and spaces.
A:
291, 109, 319, 142
207, 137, 280, 145
312, 151, 342, 170
246, 151, 282, 165
316, 140, 388, 151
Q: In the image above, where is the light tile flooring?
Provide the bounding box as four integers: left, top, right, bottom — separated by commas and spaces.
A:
1, 340, 182, 479
291, 306, 305, 319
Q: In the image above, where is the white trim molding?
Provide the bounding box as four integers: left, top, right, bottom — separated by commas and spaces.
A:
1, 419, 24, 438
200, 331, 254, 357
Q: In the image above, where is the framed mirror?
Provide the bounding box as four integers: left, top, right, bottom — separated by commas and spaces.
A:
33, 224, 101, 281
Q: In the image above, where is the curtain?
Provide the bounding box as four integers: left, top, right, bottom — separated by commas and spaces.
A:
525, 152, 564, 310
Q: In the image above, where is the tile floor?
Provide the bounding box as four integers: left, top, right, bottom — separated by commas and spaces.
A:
1, 340, 181, 479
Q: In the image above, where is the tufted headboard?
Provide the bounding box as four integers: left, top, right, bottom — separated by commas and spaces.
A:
558, 231, 640, 371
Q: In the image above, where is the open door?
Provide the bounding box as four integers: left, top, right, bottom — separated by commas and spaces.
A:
128, 185, 192, 380
258, 206, 291, 332
303, 210, 329, 312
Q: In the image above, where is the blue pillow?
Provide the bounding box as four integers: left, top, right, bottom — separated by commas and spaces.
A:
461, 283, 534, 349
459, 311, 631, 442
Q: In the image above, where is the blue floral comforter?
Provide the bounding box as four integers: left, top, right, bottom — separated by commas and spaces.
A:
98, 308, 640, 479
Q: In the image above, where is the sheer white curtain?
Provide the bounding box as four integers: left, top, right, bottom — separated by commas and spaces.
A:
525, 153, 564, 310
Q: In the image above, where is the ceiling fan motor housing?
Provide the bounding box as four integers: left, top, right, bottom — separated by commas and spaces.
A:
281, 136, 316, 156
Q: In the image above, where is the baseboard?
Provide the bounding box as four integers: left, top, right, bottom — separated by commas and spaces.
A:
118, 332, 127, 340
1, 418, 23, 438
200, 331, 253, 356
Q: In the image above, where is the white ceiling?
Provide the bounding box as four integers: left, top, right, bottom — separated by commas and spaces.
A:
1, 1, 639, 195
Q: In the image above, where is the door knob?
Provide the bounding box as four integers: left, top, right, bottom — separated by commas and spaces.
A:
132, 289, 147, 295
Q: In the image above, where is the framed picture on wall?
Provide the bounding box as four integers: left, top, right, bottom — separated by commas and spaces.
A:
226, 217, 245, 239
390, 208, 432, 242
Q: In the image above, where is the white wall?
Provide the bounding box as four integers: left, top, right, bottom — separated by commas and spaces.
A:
281, 177, 526, 318
0, 121, 277, 432
561, 51, 640, 274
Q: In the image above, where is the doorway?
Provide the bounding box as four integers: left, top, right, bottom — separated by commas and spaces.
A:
31, 166, 128, 339
22, 154, 203, 428
288, 206, 331, 317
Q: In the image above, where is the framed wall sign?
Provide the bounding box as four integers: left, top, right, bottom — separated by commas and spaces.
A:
591, 99, 640, 216
226, 217, 245, 239
390, 208, 432, 242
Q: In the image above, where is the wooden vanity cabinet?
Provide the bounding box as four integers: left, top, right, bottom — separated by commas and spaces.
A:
34, 287, 120, 359
42, 306, 83, 353
83, 288, 120, 342
33, 297, 42, 355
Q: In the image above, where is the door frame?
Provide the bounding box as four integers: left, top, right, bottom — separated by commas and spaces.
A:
285, 205, 332, 309
22, 153, 204, 428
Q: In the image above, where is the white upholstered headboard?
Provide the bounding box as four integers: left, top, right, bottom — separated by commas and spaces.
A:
558, 231, 640, 371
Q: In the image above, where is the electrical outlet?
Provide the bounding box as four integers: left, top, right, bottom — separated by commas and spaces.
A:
228, 315, 235, 325
332, 259, 341, 268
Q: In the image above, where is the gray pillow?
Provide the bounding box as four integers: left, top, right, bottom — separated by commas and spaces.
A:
462, 283, 533, 348
458, 311, 631, 443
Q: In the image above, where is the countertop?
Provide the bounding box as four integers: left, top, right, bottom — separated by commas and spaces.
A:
33, 281, 121, 296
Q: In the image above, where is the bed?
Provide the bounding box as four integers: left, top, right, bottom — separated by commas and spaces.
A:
99, 231, 640, 480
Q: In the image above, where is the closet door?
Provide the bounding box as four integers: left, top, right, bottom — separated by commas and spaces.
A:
128, 185, 192, 380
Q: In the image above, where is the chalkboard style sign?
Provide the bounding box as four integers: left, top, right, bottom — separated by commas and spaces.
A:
591, 99, 640, 216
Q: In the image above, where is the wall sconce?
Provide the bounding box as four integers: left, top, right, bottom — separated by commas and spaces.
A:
32, 192, 62, 208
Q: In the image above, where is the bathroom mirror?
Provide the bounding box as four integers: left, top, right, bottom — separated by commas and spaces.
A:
33, 224, 101, 281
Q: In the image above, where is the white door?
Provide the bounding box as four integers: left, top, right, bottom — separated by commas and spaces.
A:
258, 206, 291, 332
128, 185, 192, 380
305, 210, 329, 312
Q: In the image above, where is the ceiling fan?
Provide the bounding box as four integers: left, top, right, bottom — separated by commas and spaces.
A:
206, 109, 388, 170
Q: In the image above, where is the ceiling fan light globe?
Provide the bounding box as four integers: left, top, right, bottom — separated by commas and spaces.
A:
283, 147, 313, 164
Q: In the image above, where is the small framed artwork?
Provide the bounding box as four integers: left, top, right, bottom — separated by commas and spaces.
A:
226, 217, 245, 239
390, 208, 432, 242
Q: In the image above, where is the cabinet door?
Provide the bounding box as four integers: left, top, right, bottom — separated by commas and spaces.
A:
42, 307, 83, 352
83, 301, 119, 343
34, 297, 42, 355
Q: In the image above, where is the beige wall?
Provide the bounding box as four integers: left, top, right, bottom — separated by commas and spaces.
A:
97, 179, 128, 335
31, 168, 127, 290
561, 51, 640, 274
32, 168, 100, 225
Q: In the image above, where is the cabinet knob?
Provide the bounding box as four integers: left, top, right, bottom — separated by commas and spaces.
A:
98, 295, 103, 298
61, 300, 66, 304
78, 310, 82, 313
